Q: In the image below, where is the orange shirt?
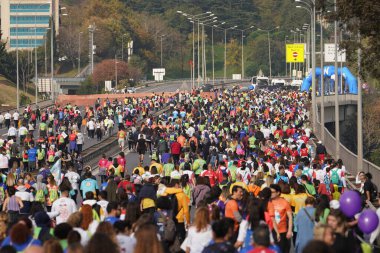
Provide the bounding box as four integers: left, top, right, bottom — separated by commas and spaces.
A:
225, 199, 240, 231
177, 135, 186, 147
271, 197, 292, 233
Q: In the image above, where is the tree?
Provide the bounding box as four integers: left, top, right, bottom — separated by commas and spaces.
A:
226, 38, 240, 68
332, 0, 380, 79
92, 59, 128, 92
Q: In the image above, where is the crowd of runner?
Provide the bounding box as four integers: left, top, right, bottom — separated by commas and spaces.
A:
0, 88, 378, 253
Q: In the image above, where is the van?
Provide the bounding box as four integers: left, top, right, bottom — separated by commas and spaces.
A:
271, 79, 286, 87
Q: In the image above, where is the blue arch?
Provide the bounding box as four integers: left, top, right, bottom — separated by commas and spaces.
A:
300, 66, 358, 94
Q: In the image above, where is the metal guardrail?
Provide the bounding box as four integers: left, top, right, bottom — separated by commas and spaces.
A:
314, 121, 380, 187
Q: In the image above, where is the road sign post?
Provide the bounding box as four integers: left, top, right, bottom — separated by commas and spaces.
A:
286, 44, 305, 63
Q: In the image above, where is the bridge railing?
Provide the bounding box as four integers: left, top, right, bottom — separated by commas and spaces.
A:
314, 120, 380, 187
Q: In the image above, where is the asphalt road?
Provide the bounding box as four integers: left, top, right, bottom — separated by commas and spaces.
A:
0, 107, 116, 153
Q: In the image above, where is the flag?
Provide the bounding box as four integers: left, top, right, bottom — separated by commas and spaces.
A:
50, 159, 62, 185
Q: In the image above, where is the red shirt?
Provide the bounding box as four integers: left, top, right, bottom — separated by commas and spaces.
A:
98, 158, 108, 168
117, 157, 126, 169
170, 141, 181, 155
200, 170, 218, 187
249, 247, 275, 253
118, 180, 136, 193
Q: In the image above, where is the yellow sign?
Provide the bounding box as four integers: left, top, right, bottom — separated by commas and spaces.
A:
286, 44, 305, 63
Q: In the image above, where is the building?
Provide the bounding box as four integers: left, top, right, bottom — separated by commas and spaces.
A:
0, 0, 60, 51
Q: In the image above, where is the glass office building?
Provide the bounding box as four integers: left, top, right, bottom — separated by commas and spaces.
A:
0, 0, 60, 51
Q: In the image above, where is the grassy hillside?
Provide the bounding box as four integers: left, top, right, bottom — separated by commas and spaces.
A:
0, 75, 35, 108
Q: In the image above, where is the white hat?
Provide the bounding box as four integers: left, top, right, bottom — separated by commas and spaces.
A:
318, 140, 322, 144
330, 200, 340, 209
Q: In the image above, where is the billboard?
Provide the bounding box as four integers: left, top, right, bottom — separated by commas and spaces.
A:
286, 44, 305, 63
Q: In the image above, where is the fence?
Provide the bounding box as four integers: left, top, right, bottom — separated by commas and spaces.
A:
314, 120, 380, 187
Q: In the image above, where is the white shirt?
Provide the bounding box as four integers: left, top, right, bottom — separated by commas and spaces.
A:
13, 112, 19, 120
315, 170, 326, 183
51, 197, 77, 224
4, 113, 11, 120
65, 171, 80, 190
0, 115, 4, 123
19, 126, 28, 136
184, 225, 212, 253
117, 234, 136, 253
0, 154, 9, 169
97, 200, 109, 220
77, 133, 84, 145
87, 120, 95, 130
8, 127, 17, 137
15, 187, 34, 202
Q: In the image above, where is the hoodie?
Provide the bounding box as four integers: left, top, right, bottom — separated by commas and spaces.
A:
192, 184, 210, 207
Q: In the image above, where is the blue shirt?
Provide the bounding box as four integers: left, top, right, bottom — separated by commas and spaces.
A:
1, 236, 41, 251
27, 148, 37, 162
80, 178, 99, 196
104, 216, 119, 225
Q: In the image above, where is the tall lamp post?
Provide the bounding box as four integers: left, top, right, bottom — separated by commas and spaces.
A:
285, 35, 288, 77
15, 6, 20, 110
233, 26, 254, 80
223, 25, 237, 81
199, 18, 217, 83
177, 11, 213, 88
160, 34, 166, 67
78, 31, 83, 75
257, 26, 280, 81
296, 0, 317, 137
121, 33, 127, 61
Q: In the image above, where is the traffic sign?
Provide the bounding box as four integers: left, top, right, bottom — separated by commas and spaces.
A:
324, 43, 346, 62
286, 44, 305, 63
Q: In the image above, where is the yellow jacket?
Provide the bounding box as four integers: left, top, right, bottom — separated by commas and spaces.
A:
165, 188, 190, 224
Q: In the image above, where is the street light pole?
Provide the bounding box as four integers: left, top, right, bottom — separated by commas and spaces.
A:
285, 36, 288, 77
50, 15, 54, 101
267, 31, 272, 81
241, 31, 244, 79
16, 11, 20, 110
34, 19, 38, 106
357, 30, 363, 173
320, 10, 325, 142
212, 25, 215, 85
224, 28, 227, 81
334, 0, 340, 158
160, 35, 165, 67
121, 34, 126, 61
192, 22, 195, 90
115, 54, 118, 88
78, 31, 82, 75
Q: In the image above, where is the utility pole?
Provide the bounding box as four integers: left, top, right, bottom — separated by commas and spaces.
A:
88, 24, 95, 74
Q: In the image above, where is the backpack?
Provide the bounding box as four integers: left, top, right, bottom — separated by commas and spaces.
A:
158, 210, 176, 242
370, 181, 378, 201
183, 162, 191, 171
35, 189, 45, 202
170, 194, 180, 223
190, 139, 196, 150
92, 203, 102, 218
331, 169, 340, 185
49, 189, 59, 203
0, 185, 5, 205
